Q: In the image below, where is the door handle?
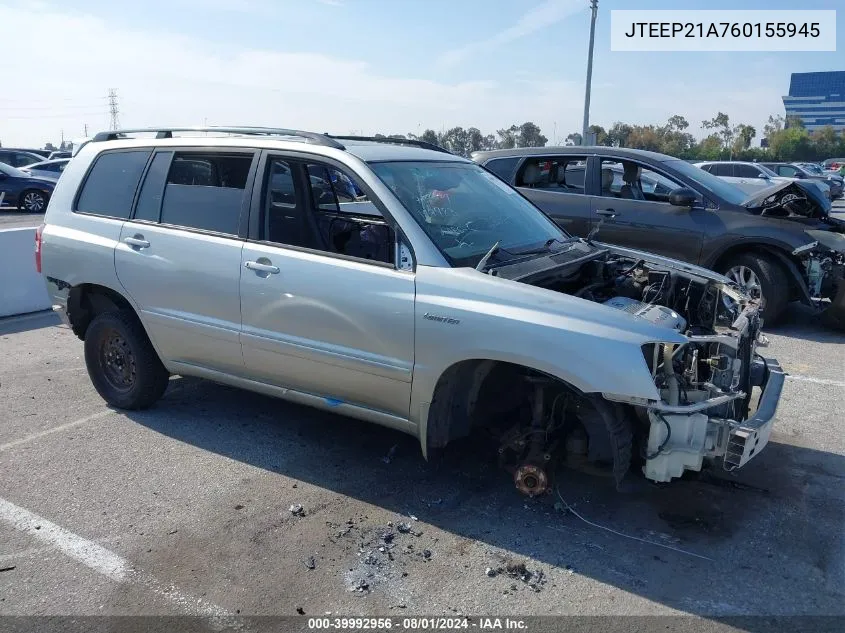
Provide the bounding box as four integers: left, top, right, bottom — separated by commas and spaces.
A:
596, 208, 617, 218
123, 236, 150, 249
244, 260, 280, 274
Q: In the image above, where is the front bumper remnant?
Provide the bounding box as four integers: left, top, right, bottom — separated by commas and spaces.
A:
724, 357, 784, 470
643, 356, 783, 483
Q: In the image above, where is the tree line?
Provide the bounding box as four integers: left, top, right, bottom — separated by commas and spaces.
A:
382, 113, 845, 162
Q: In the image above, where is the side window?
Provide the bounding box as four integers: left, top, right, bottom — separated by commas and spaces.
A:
260, 159, 393, 265
76, 150, 152, 218
306, 163, 393, 264
14, 153, 40, 167
712, 163, 734, 177
159, 152, 252, 234
598, 159, 685, 202
516, 157, 588, 193
263, 159, 311, 248
484, 157, 520, 182
779, 165, 798, 177
699, 164, 713, 174
736, 164, 761, 178
134, 152, 173, 223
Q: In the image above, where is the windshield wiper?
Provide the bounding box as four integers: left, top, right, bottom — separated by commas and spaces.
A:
475, 241, 500, 272
508, 237, 570, 256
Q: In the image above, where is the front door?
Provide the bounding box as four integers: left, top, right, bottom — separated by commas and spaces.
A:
239, 153, 415, 419
588, 158, 705, 264
733, 163, 775, 195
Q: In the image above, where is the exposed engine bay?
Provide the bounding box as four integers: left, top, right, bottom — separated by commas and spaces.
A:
745, 182, 845, 324
745, 181, 831, 219
465, 243, 778, 494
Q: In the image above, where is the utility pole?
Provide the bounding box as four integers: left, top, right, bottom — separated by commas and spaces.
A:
581, 0, 598, 145
108, 89, 120, 131
84, 123, 89, 137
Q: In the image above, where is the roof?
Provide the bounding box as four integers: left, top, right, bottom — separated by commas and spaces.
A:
82, 127, 467, 164
341, 140, 467, 163
471, 146, 678, 164
695, 160, 759, 166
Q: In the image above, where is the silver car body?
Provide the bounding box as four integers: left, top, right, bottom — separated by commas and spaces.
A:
20, 158, 70, 182
41, 132, 783, 484
695, 160, 831, 199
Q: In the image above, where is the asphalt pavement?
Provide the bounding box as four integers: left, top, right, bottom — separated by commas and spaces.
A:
0, 211, 44, 229
0, 304, 842, 625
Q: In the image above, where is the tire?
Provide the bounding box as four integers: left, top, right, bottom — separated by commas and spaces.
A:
84, 311, 170, 409
19, 189, 48, 213
718, 253, 790, 325
821, 307, 845, 331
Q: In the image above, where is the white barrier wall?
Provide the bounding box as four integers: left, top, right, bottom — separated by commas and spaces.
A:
0, 227, 51, 318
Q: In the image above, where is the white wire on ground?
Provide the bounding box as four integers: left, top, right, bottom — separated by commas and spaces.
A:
555, 487, 714, 562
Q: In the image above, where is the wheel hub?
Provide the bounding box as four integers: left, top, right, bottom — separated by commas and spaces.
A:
23, 193, 45, 212
726, 265, 762, 300
100, 331, 136, 390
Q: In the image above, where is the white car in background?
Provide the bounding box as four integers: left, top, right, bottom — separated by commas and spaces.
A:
19, 158, 70, 182
695, 161, 831, 200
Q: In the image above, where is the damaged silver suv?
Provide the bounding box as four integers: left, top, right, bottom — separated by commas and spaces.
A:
38, 127, 784, 493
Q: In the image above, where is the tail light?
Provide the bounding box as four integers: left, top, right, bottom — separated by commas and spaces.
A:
35, 223, 45, 273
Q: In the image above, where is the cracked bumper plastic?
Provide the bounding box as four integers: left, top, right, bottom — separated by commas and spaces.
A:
724, 357, 785, 470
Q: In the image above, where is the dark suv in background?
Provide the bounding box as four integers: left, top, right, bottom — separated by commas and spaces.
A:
761, 162, 843, 199
472, 146, 845, 327
0, 148, 46, 168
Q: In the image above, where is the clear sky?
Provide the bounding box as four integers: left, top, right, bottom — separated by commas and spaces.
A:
0, 0, 842, 147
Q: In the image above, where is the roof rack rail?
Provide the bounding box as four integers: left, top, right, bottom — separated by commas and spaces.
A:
90, 126, 346, 149
328, 135, 452, 154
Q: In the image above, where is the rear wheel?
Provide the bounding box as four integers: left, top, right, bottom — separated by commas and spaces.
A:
84, 311, 170, 409
719, 253, 789, 325
19, 190, 48, 213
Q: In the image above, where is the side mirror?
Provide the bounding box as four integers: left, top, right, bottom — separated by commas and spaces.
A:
757, 173, 770, 180
668, 187, 697, 207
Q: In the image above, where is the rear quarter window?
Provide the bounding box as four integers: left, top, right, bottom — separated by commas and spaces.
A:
75, 150, 152, 218
484, 157, 520, 182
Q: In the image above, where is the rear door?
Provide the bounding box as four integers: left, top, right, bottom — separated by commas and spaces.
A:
114, 148, 257, 374
588, 157, 705, 264
512, 155, 593, 237
239, 152, 415, 419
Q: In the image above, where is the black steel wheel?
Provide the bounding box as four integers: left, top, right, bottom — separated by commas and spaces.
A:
84, 311, 170, 409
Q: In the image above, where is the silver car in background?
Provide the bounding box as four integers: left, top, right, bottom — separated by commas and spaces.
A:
20, 158, 70, 182
39, 127, 784, 494
696, 160, 831, 200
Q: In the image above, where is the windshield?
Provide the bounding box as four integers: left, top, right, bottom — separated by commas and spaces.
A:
666, 160, 749, 206
370, 161, 569, 267
0, 162, 30, 178
758, 164, 780, 177
802, 164, 823, 175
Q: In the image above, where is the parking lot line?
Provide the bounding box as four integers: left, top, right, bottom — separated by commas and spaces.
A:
0, 497, 127, 581
0, 496, 234, 619
0, 409, 114, 452
786, 374, 845, 388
